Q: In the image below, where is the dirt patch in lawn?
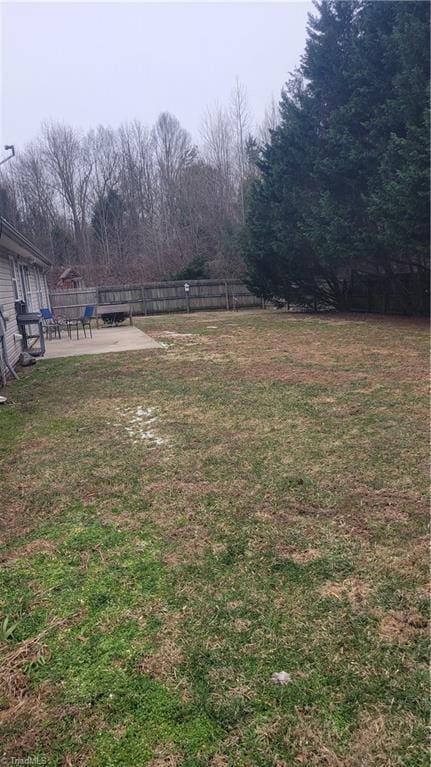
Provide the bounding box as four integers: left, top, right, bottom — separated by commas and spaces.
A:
149, 510, 212, 564
378, 610, 428, 643
276, 546, 321, 564
148, 744, 182, 767
0, 615, 81, 700
158, 331, 195, 338
372, 366, 430, 385
346, 709, 416, 767
373, 536, 429, 579
138, 636, 183, 680
1, 538, 57, 564
292, 706, 409, 767
137, 612, 185, 690
236, 362, 357, 386
320, 578, 371, 608
334, 485, 428, 538
0, 493, 62, 547
0, 688, 54, 762
0, 613, 84, 760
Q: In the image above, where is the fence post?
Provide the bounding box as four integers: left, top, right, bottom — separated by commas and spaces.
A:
184, 282, 191, 313
224, 280, 230, 310
141, 285, 147, 315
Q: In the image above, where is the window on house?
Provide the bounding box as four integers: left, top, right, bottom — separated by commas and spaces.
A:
35, 270, 44, 309
10, 259, 23, 301
21, 265, 30, 293
20, 265, 34, 311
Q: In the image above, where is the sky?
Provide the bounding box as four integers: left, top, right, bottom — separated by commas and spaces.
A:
1, 1, 313, 149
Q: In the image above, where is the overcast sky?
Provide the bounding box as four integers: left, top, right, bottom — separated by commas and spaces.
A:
1, 1, 312, 149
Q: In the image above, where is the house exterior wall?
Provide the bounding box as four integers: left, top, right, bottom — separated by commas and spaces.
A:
0, 244, 50, 371
0, 247, 20, 369
29, 266, 50, 312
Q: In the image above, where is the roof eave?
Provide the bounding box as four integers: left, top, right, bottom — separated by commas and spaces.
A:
0, 217, 52, 267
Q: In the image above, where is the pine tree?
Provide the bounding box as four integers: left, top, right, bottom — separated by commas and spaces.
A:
243, 0, 430, 314
367, 1, 430, 308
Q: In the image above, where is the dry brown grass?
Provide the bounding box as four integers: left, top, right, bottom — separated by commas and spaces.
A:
291, 707, 412, 766
378, 609, 428, 643
0, 538, 57, 564
0, 614, 84, 760
276, 546, 321, 564
0, 310, 428, 765
319, 578, 372, 608
148, 744, 182, 767
137, 611, 185, 686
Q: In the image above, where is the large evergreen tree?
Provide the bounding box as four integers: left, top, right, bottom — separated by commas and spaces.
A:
243, 0, 430, 313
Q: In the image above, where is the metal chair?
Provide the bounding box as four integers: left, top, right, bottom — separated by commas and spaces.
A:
65, 318, 80, 340
63, 306, 95, 340
40, 308, 62, 340
81, 305, 95, 338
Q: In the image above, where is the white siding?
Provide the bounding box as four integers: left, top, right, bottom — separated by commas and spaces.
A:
28, 265, 50, 338
0, 247, 50, 374
42, 272, 50, 308
36, 267, 50, 310
28, 267, 38, 312
0, 248, 21, 369
28, 264, 50, 311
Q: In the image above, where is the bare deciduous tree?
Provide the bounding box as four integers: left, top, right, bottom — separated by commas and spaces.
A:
230, 78, 250, 223
42, 122, 93, 258
258, 95, 280, 145
0, 82, 276, 284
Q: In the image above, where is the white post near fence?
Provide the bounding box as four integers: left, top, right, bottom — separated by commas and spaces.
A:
184, 282, 190, 313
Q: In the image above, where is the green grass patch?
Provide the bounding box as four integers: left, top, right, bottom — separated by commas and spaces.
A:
0, 310, 428, 765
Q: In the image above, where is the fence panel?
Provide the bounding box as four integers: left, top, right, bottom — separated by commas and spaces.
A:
349, 271, 430, 315
97, 285, 145, 315
49, 287, 98, 320
50, 279, 261, 317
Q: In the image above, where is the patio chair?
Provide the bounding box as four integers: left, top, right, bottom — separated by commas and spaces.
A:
64, 305, 95, 340
81, 305, 95, 338
40, 308, 63, 340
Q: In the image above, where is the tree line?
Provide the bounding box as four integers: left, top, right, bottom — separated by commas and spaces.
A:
0, 80, 274, 285
1, 1, 429, 314
243, 0, 430, 314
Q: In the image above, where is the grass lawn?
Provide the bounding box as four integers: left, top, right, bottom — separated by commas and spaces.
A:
0, 310, 429, 766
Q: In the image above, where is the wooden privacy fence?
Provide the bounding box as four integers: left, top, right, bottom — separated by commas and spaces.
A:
348, 270, 430, 316
49, 279, 262, 320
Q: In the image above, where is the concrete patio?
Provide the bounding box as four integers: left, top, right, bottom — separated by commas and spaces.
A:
42, 325, 162, 359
